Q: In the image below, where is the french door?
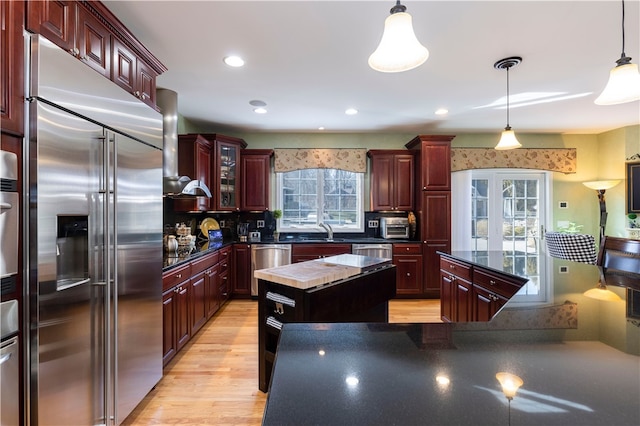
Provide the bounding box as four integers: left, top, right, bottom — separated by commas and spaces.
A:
470, 171, 549, 302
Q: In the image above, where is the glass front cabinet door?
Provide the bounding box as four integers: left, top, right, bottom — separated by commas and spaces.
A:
214, 136, 246, 211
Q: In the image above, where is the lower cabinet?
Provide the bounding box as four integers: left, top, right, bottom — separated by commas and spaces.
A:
439, 254, 525, 323
392, 243, 423, 296
162, 246, 233, 367
233, 244, 252, 297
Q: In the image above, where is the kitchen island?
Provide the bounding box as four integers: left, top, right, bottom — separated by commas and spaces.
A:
262, 322, 639, 425
256, 254, 396, 392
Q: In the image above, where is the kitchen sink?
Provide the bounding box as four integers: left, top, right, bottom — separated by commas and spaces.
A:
295, 238, 345, 242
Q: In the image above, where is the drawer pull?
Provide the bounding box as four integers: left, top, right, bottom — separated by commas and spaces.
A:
176, 273, 182, 279
266, 316, 283, 330
490, 280, 496, 286
266, 292, 296, 307
449, 264, 455, 269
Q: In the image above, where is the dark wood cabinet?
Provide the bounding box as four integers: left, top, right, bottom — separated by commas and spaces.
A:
439, 254, 526, 323
111, 37, 158, 106
291, 244, 352, 263
1, 0, 25, 135
189, 272, 207, 335
233, 244, 252, 297
218, 246, 232, 305
368, 150, 415, 211
162, 264, 191, 366
174, 134, 214, 212
241, 150, 273, 211
205, 263, 220, 319
406, 135, 455, 298
392, 243, 423, 296
406, 136, 452, 191
26, 0, 166, 109
214, 137, 246, 211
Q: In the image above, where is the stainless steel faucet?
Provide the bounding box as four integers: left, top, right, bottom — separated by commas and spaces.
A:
319, 222, 333, 241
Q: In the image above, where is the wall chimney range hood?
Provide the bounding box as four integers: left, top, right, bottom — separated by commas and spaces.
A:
157, 89, 211, 198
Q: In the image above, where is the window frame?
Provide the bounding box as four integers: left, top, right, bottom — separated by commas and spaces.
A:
275, 168, 365, 233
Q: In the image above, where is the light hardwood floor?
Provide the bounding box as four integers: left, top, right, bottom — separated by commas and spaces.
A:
122, 299, 441, 425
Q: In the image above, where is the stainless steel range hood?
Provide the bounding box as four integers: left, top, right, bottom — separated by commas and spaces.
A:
157, 89, 211, 197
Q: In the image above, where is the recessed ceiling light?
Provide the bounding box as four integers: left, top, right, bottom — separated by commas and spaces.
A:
318, 126, 325, 130
345, 108, 358, 115
435, 108, 449, 115
223, 56, 245, 67
249, 100, 267, 107
253, 107, 267, 114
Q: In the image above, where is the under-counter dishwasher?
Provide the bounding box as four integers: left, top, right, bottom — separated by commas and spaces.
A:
251, 244, 292, 296
352, 243, 393, 260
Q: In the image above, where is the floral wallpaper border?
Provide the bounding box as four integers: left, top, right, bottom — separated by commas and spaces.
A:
451, 148, 577, 174
274, 148, 367, 173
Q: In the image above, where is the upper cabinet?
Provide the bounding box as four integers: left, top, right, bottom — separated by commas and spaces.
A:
241, 149, 273, 212
174, 134, 247, 212
1, 0, 25, 135
405, 136, 453, 191
174, 134, 214, 212
368, 150, 415, 211
26, 0, 167, 109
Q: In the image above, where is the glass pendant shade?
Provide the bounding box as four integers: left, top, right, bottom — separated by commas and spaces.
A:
594, 62, 640, 105
495, 372, 524, 399
495, 128, 522, 150
368, 12, 429, 73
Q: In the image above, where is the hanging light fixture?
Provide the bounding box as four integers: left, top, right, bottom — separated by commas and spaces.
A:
594, 0, 640, 105
494, 57, 523, 150
368, 1, 429, 73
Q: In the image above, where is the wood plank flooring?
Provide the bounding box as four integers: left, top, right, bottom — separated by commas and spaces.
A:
122, 298, 440, 425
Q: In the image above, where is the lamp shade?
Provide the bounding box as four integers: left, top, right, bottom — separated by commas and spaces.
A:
495, 128, 522, 150
582, 180, 621, 190
368, 12, 429, 73
594, 62, 640, 105
584, 284, 623, 301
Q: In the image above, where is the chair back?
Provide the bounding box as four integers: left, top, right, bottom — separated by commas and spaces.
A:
597, 236, 640, 290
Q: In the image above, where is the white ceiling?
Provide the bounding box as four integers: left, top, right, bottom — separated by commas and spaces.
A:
103, 0, 640, 135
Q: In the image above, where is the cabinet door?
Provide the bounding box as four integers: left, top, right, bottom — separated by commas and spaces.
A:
394, 155, 415, 211
162, 289, 177, 366
111, 37, 137, 95
393, 255, 423, 296
76, 5, 111, 78
137, 59, 157, 107
175, 282, 191, 351
190, 272, 207, 335
472, 285, 506, 322
420, 140, 451, 191
370, 154, 394, 211
1, 0, 25, 135
215, 141, 241, 211
175, 135, 213, 212
455, 278, 472, 322
241, 151, 272, 211
440, 271, 455, 322
233, 244, 252, 297
206, 265, 220, 319
27, 0, 76, 53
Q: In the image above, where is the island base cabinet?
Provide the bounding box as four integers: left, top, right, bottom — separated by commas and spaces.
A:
258, 265, 397, 392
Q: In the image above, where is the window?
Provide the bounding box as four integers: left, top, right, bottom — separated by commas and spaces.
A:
276, 168, 364, 232
453, 169, 552, 304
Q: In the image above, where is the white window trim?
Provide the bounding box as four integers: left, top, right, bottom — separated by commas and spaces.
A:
275, 170, 365, 233
452, 168, 554, 306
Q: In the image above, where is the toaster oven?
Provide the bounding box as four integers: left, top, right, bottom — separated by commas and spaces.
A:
380, 217, 409, 239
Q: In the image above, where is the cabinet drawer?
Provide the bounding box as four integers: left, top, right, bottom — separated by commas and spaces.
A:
162, 264, 191, 292
473, 268, 520, 299
292, 244, 352, 258
191, 251, 219, 275
393, 243, 422, 255
218, 246, 232, 272
439, 258, 472, 282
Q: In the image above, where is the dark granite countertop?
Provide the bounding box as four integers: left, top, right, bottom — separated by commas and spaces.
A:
263, 322, 640, 426
438, 250, 534, 283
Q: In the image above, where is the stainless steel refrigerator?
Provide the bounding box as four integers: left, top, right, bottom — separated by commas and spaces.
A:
27, 35, 163, 425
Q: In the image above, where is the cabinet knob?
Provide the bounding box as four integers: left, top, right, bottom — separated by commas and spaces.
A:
423, 186, 427, 190
176, 273, 182, 279
134, 90, 141, 98
406, 247, 410, 251
406, 273, 411, 277
490, 280, 496, 286
449, 264, 455, 270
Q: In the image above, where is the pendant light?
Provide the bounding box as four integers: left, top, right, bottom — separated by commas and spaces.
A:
494, 57, 522, 150
594, 0, 640, 105
368, 1, 429, 73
